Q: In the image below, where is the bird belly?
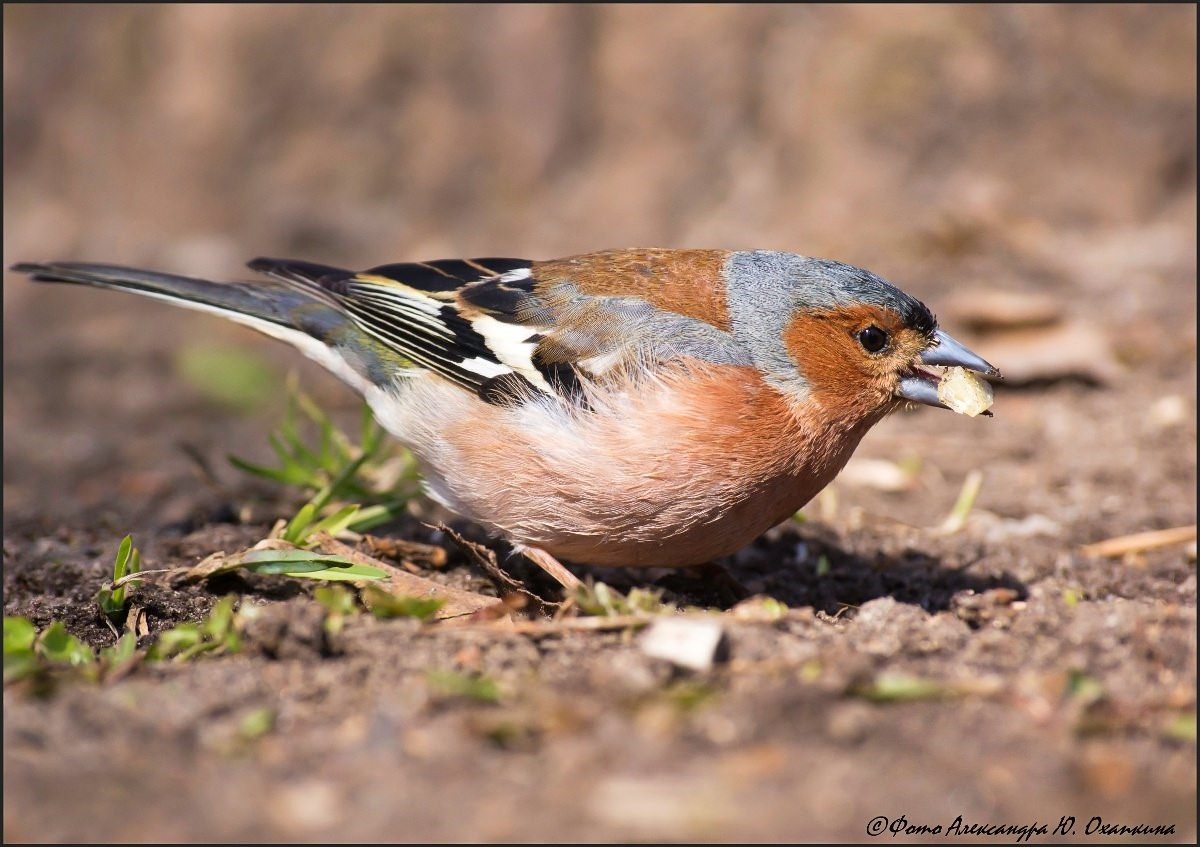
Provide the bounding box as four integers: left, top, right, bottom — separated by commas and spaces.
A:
366, 367, 869, 568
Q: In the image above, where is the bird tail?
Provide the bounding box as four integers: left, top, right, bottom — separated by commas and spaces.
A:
11, 260, 378, 393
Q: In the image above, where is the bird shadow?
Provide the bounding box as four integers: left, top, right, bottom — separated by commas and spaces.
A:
434, 516, 1028, 616
564, 524, 1029, 615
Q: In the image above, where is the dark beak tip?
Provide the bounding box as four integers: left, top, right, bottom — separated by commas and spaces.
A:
923, 329, 1001, 379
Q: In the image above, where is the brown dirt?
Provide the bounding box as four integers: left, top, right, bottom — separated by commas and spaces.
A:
4, 5, 1196, 842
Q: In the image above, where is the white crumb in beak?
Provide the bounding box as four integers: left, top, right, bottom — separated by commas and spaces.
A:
937, 366, 995, 417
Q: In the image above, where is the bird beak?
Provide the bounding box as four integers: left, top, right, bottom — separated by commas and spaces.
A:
919, 329, 1001, 377
896, 329, 1001, 411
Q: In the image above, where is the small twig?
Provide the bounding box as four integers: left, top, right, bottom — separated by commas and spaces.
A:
111, 568, 174, 589
435, 524, 523, 592
435, 524, 554, 617
1080, 525, 1197, 558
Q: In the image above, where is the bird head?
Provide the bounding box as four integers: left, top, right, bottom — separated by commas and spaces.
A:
725, 252, 999, 422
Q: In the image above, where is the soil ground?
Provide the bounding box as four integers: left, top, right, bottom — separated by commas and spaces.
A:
4, 236, 1196, 841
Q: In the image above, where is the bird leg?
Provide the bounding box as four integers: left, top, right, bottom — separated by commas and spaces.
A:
514, 545, 583, 592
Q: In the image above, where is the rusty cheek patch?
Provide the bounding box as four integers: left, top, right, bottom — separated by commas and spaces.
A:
532, 249, 731, 330
783, 305, 901, 418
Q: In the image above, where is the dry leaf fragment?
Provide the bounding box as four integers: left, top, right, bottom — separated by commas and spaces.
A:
364, 534, 448, 568
971, 319, 1120, 385
1080, 525, 1197, 558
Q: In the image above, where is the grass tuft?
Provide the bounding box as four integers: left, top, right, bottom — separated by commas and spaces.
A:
5, 617, 138, 686
229, 379, 420, 542
96, 534, 142, 620
572, 581, 674, 617
147, 596, 241, 662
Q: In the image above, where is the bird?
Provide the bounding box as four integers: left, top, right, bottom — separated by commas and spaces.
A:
12, 249, 999, 588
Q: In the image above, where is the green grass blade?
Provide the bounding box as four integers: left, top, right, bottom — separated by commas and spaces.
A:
313, 453, 371, 513
238, 549, 359, 573
278, 420, 323, 475
283, 502, 318, 544
99, 633, 138, 668
113, 535, 133, 582
346, 501, 409, 533
4, 617, 37, 653
4, 649, 38, 683
234, 549, 383, 580
286, 564, 388, 582
228, 453, 314, 486
295, 389, 356, 462
245, 560, 346, 575
309, 504, 364, 539
202, 596, 237, 640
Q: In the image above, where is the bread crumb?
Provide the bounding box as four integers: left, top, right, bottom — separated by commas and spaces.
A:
938, 367, 994, 416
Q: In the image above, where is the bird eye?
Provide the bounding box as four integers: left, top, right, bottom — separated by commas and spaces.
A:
857, 325, 889, 353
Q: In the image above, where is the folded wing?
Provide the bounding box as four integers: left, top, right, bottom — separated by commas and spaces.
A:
250, 251, 750, 405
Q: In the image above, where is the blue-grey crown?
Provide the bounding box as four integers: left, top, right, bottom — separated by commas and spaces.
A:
723, 250, 936, 398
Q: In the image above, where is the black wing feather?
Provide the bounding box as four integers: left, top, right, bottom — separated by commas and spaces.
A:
248, 256, 542, 403
364, 258, 529, 293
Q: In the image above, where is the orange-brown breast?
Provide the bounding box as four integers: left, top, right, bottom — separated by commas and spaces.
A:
533, 249, 731, 330
417, 359, 873, 567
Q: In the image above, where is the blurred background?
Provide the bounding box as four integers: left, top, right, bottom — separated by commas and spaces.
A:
3, 7, 1196, 842
3, 3, 1196, 526
5, 5, 1195, 260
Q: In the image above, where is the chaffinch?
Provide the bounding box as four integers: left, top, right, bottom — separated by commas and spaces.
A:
14, 249, 998, 587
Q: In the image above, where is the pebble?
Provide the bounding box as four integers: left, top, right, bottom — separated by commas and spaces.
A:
640, 617, 726, 672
